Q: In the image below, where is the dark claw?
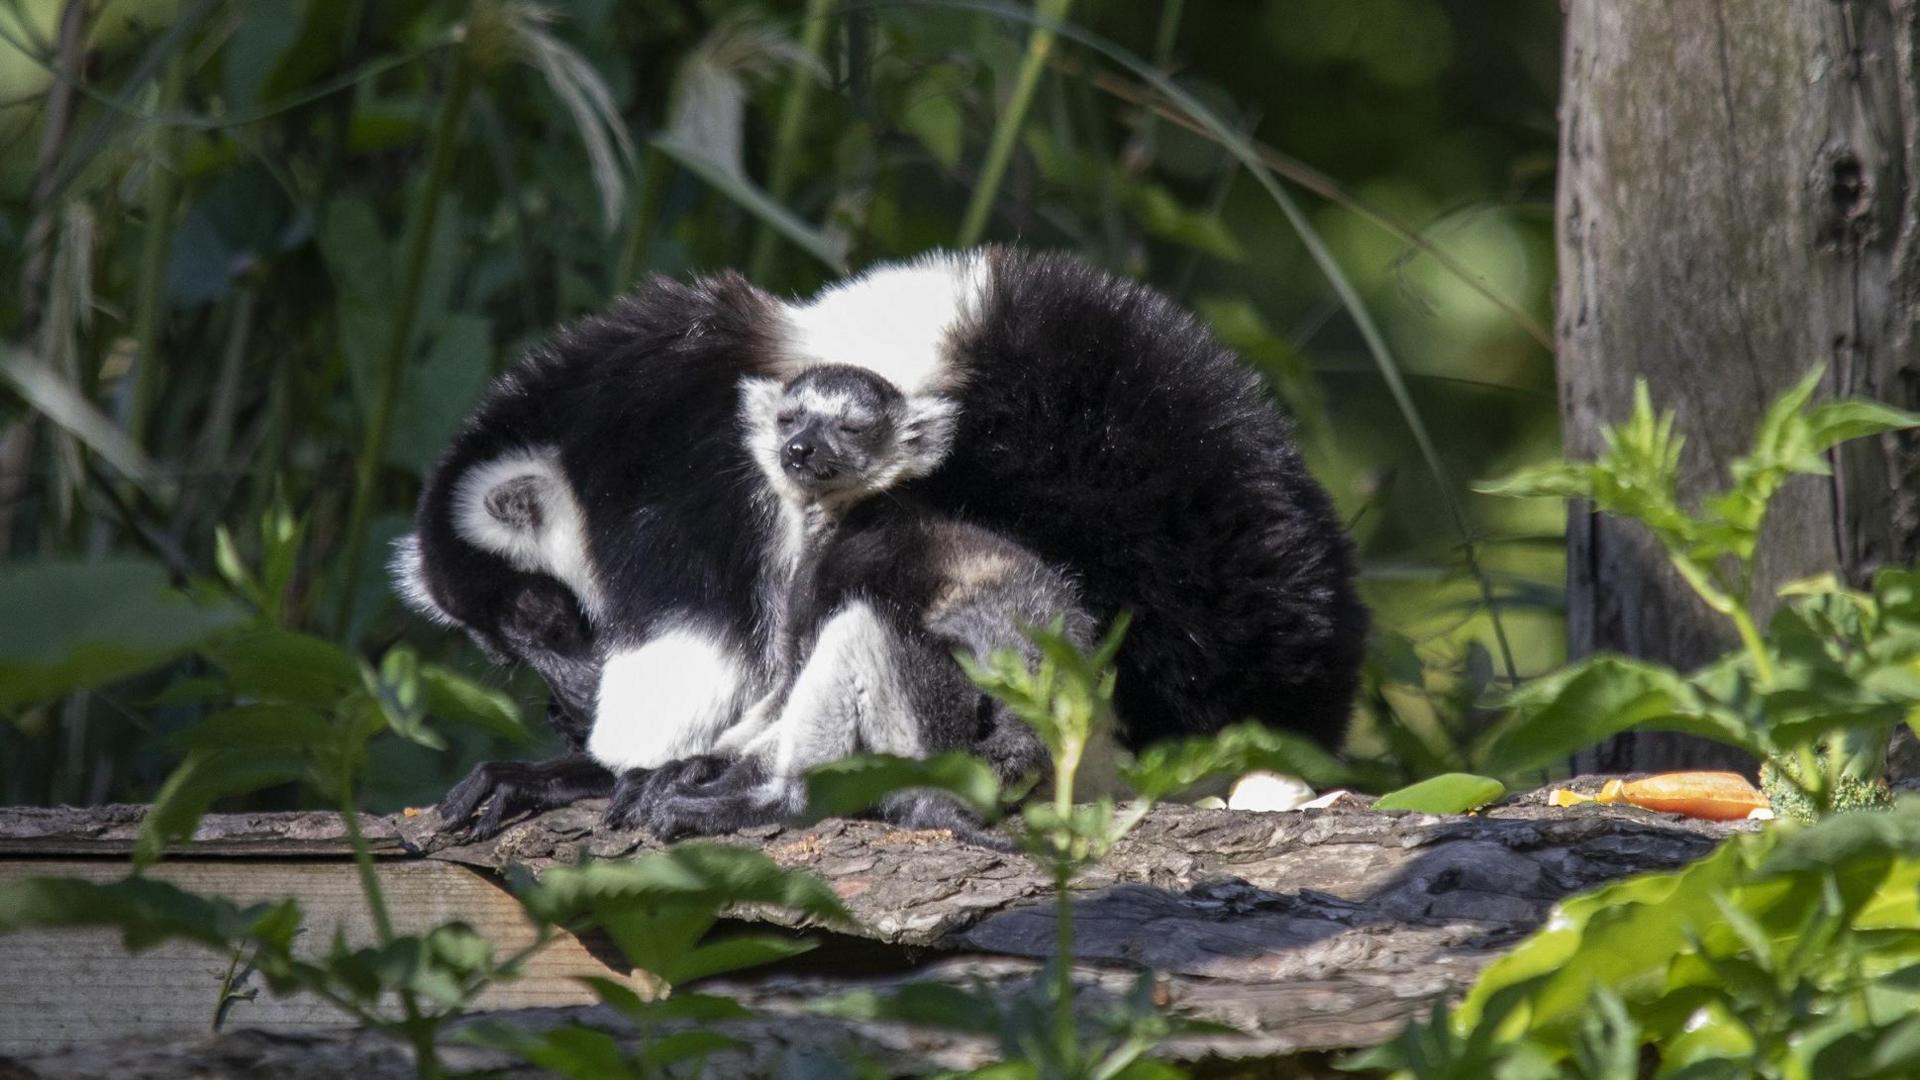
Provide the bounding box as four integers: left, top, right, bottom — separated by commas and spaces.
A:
608, 757, 792, 840
434, 753, 615, 839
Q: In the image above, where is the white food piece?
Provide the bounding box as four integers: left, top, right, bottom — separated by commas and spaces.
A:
1227, 771, 1316, 813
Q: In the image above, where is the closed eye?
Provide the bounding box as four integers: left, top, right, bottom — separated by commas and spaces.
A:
837, 420, 869, 435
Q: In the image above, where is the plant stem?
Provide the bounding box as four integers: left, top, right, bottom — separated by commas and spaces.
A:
747, 0, 835, 282
1053, 864, 1076, 1066
338, 770, 394, 944
338, 760, 441, 1080
1728, 605, 1775, 688
612, 142, 668, 294
128, 58, 183, 448
956, 0, 1075, 247
335, 40, 477, 634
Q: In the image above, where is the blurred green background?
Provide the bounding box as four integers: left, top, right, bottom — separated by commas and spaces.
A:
0, 0, 1564, 809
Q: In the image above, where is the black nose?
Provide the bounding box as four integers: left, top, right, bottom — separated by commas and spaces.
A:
783, 439, 814, 469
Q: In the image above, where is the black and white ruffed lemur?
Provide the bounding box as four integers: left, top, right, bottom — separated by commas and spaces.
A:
627, 363, 1096, 841
393, 248, 1369, 839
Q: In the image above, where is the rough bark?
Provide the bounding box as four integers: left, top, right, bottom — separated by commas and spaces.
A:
1558, 0, 1920, 771
0, 795, 1749, 1074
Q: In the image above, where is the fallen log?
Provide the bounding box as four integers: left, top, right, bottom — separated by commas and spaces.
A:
0, 788, 1753, 1075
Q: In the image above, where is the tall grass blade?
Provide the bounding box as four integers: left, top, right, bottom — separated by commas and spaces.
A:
334, 40, 479, 634
654, 134, 849, 274
1, 346, 168, 501
955, 0, 1075, 247
748, 0, 837, 281
888, 0, 1522, 681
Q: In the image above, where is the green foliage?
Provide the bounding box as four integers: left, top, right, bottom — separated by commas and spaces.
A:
1348, 802, 1920, 1079
471, 844, 852, 1078
1370, 772, 1505, 814
131, 507, 526, 865
0, 0, 1558, 807
804, 749, 1004, 821
1481, 369, 1920, 813
1122, 720, 1356, 800
0, 558, 246, 712
811, 617, 1240, 1078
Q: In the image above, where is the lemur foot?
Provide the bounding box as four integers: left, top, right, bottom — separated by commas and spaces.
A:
608, 757, 796, 840
435, 753, 615, 839
874, 791, 1017, 852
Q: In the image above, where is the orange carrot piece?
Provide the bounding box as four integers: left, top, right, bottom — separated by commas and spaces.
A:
1593, 771, 1768, 821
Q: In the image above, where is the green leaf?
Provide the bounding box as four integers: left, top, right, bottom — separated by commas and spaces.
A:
638, 1029, 741, 1069
653, 134, 848, 274
164, 703, 335, 753
363, 644, 441, 750
318, 197, 393, 419
0, 874, 301, 954
384, 314, 492, 474
418, 663, 528, 743
136, 748, 309, 867
1475, 461, 1595, 500
667, 934, 816, 984
206, 628, 362, 708
462, 1023, 640, 1080
900, 64, 968, 168
1477, 656, 1757, 776
1127, 181, 1244, 261
1372, 772, 1506, 815
1121, 720, 1353, 800
815, 981, 1001, 1034
804, 751, 1001, 821
0, 559, 247, 711
521, 845, 849, 984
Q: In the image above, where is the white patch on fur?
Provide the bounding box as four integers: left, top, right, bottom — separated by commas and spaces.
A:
756, 602, 922, 778
388, 534, 456, 626
587, 628, 749, 771
868, 394, 957, 491
738, 377, 810, 579
451, 447, 605, 618
779, 251, 987, 394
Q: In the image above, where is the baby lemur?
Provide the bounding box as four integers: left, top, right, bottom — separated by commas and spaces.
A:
634, 363, 1096, 839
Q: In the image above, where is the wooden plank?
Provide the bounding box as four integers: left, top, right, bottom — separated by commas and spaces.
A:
0, 859, 630, 1056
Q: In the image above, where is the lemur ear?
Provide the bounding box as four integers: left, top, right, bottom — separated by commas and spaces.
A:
898, 395, 959, 477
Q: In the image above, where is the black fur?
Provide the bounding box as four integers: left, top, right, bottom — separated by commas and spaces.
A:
919, 250, 1368, 747
411, 272, 787, 834
614, 493, 1069, 841
406, 250, 1367, 836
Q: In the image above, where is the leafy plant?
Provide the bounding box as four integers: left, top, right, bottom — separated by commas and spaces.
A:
1478, 368, 1920, 815
1346, 801, 1920, 1079
467, 844, 851, 1079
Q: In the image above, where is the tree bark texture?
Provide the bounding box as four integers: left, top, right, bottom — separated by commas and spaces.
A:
0, 796, 1748, 1074
1558, 0, 1920, 770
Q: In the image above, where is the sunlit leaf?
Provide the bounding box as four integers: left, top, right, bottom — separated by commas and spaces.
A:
804, 751, 1001, 821
1371, 772, 1505, 815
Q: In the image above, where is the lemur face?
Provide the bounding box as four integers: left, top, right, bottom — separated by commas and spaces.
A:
774, 365, 906, 496
744, 363, 958, 508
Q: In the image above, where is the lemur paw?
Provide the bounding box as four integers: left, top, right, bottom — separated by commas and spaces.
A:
435, 754, 615, 839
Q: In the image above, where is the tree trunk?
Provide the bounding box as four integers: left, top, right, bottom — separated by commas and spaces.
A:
1557, 0, 1920, 771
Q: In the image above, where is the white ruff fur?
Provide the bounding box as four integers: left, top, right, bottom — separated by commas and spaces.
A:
388, 534, 454, 626
451, 447, 605, 618
758, 602, 923, 778
780, 251, 987, 394
588, 629, 749, 771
